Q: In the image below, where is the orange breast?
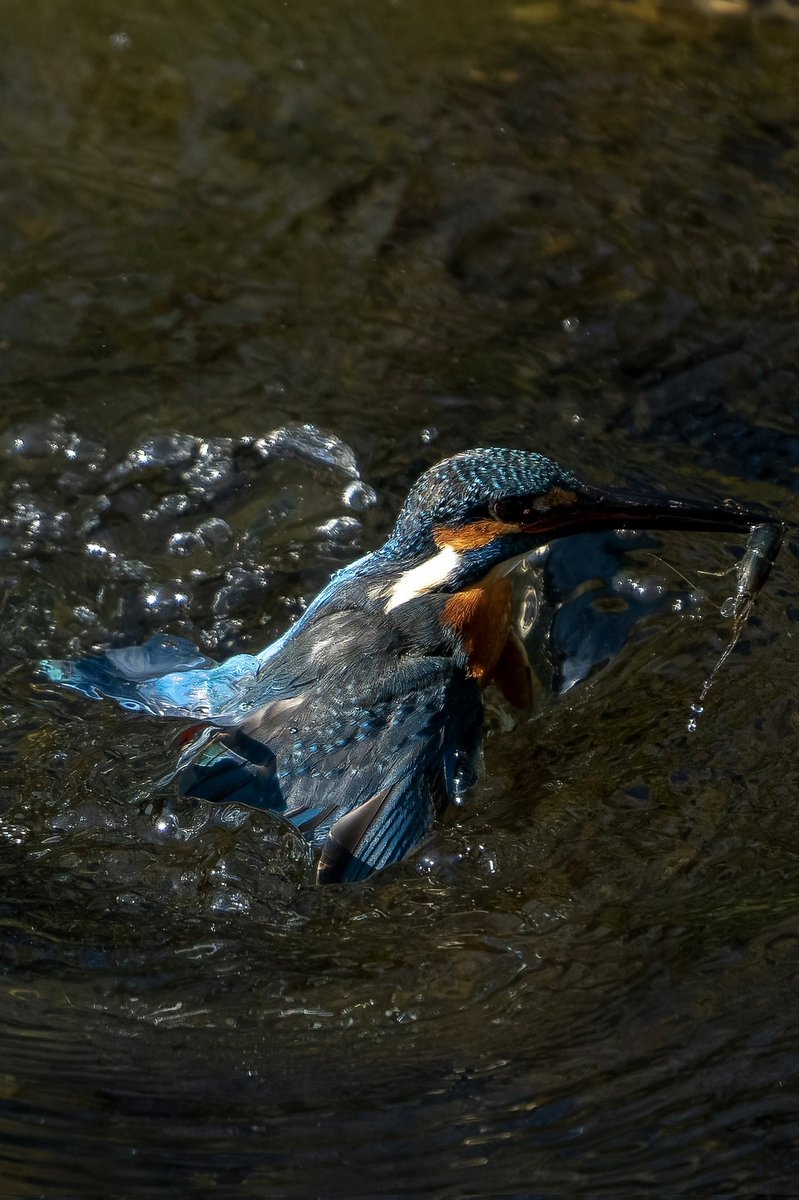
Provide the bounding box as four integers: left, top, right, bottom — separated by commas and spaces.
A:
442, 575, 514, 684
443, 575, 533, 708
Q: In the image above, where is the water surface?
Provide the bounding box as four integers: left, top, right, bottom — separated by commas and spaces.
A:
2, 0, 799, 1194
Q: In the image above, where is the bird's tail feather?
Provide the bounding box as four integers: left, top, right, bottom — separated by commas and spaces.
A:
317, 772, 435, 884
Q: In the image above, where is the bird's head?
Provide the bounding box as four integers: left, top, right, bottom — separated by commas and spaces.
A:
380, 447, 769, 610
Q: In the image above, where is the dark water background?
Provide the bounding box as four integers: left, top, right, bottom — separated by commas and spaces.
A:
2, 1, 799, 1194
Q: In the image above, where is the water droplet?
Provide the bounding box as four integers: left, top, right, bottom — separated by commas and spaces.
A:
168, 531, 201, 557
85, 541, 115, 561
181, 440, 235, 497
452, 753, 477, 804
210, 889, 251, 914
154, 493, 192, 520
316, 516, 361, 543
140, 584, 191, 619
687, 699, 706, 734
342, 480, 378, 511
196, 517, 233, 550
155, 813, 180, 838
255, 424, 361, 478
720, 596, 736, 619
120, 434, 199, 476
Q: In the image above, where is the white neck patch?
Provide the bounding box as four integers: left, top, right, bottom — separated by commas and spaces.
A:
384, 544, 462, 612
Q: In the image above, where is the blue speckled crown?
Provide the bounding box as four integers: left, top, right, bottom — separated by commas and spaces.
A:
385, 448, 578, 558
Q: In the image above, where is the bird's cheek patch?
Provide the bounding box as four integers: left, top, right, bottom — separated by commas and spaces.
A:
434, 519, 519, 551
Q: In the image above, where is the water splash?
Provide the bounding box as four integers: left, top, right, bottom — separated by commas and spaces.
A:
687, 521, 783, 733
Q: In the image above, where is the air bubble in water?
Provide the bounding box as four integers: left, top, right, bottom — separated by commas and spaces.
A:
168, 531, 201, 557
196, 517, 233, 551
316, 516, 361, 543
342, 480, 377, 511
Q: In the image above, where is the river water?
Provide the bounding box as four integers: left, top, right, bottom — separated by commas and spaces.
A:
2, 1, 799, 1194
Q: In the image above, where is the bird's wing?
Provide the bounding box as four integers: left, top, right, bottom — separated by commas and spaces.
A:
40, 606, 484, 882
311, 658, 482, 883
37, 633, 304, 724
179, 650, 484, 883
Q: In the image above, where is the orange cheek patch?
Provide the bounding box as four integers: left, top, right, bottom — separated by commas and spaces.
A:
434, 518, 519, 552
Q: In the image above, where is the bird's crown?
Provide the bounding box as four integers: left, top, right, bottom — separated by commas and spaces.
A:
384, 448, 579, 560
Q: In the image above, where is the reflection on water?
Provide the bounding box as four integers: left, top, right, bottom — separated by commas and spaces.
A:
2, 0, 799, 1193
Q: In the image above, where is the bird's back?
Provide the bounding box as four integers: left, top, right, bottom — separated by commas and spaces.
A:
177, 595, 484, 882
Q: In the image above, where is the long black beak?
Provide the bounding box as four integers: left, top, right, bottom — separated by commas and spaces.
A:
580, 482, 777, 537
527, 482, 779, 542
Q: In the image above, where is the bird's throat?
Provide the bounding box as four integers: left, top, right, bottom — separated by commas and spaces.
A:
442, 574, 514, 684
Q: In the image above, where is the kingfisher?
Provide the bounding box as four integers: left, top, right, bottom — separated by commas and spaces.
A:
39, 448, 772, 884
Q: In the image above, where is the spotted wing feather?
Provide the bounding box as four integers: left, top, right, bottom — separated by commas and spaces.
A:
178, 615, 483, 882
39, 604, 484, 881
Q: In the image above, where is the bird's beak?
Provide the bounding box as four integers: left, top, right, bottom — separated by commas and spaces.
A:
524, 482, 778, 542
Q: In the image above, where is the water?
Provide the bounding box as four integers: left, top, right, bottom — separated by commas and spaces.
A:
2, 0, 799, 1193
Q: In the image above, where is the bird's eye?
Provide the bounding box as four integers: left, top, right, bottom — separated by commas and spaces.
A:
489, 497, 523, 523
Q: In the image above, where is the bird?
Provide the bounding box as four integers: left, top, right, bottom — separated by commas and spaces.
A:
39, 447, 771, 884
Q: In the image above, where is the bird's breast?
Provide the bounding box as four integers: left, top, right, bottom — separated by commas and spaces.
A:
441, 573, 532, 708
442, 574, 514, 683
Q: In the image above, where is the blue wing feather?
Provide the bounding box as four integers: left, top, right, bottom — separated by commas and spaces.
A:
39, 634, 277, 723
178, 730, 282, 809
176, 649, 482, 882
39, 596, 484, 881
